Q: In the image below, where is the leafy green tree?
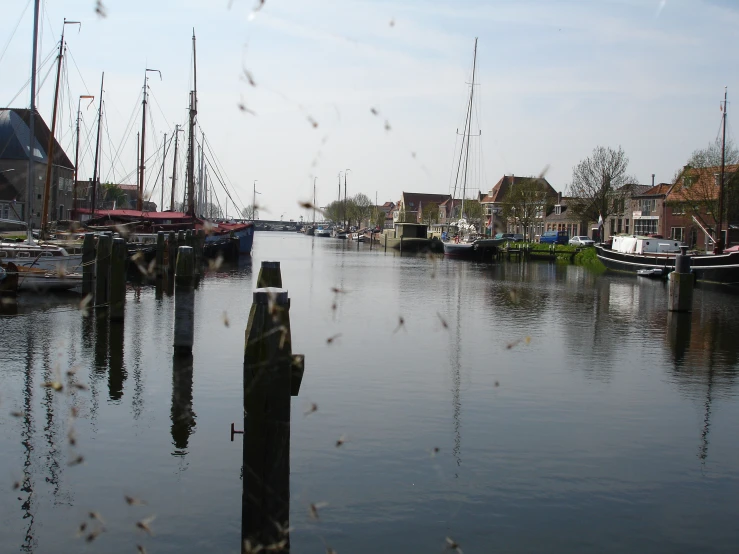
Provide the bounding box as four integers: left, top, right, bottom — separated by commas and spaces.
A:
374, 209, 386, 229
102, 182, 128, 207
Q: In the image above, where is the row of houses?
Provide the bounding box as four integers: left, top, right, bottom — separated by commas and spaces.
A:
379, 167, 737, 248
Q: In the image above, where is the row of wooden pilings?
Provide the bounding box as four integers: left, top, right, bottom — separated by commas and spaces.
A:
81, 229, 208, 322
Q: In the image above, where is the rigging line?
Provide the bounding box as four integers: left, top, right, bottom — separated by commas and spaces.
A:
64, 45, 91, 95
144, 133, 174, 203
148, 91, 176, 134
200, 132, 246, 209
79, 112, 98, 179
201, 139, 237, 207
4, 46, 57, 107
0, 0, 32, 68
105, 89, 143, 183
201, 148, 239, 208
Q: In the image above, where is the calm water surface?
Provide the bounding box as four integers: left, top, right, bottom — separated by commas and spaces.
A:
1, 232, 739, 553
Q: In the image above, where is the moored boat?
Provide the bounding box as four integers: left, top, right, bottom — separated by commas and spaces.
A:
596, 241, 739, 285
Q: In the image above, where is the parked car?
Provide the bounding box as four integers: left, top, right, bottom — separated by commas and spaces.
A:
539, 230, 569, 245
569, 236, 595, 247
494, 233, 524, 242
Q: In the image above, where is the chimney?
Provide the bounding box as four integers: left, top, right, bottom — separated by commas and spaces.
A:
557, 191, 562, 204
651, 174, 655, 187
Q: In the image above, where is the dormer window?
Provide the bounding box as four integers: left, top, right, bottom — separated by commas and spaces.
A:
554, 205, 562, 215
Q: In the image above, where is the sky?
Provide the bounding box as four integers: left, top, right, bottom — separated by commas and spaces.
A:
1, 0, 738, 221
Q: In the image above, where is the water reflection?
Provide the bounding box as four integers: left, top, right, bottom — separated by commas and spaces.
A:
108, 321, 126, 401
171, 353, 197, 455
20, 327, 37, 553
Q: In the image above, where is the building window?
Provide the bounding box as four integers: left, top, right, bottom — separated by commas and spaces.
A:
617, 218, 623, 234
671, 203, 685, 215
554, 205, 562, 215
639, 199, 656, 215
634, 219, 658, 235
625, 219, 629, 234
671, 227, 684, 242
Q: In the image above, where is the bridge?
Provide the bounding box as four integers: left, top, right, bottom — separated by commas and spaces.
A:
231, 219, 306, 231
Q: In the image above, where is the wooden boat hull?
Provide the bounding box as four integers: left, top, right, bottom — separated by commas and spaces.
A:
16, 266, 83, 292
596, 246, 739, 285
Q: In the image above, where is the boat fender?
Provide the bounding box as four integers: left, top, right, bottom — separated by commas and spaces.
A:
473, 243, 478, 251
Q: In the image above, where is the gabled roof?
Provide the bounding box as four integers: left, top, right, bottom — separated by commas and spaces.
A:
667, 164, 739, 202
0, 108, 74, 169
400, 192, 451, 210
635, 183, 672, 197
483, 175, 557, 203
381, 201, 395, 208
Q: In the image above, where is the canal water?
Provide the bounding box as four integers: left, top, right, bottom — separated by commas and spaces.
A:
1, 232, 739, 553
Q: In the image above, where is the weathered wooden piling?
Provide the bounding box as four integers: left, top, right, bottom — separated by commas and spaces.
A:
257, 261, 282, 288
156, 231, 165, 278
668, 246, 694, 312
174, 246, 195, 355
384, 233, 388, 252
82, 233, 95, 297
242, 287, 291, 553
400, 235, 404, 254
95, 233, 112, 309
109, 237, 127, 321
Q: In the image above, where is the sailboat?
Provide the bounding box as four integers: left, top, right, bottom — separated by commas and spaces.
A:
82, 31, 254, 257
0, 3, 82, 274
443, 38, 504, 261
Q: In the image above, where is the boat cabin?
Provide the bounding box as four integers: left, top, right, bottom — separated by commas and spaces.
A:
611, 235, 683, 255
394, 222, 428, 239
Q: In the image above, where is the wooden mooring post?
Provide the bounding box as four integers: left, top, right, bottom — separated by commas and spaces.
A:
109, 237, 127, 321
668, 246, 694, 312
240, 263, 304, 553
156, 231, 165, 278
82, 233, 95, 297
174, 246, 195, 355
257, 261, 282, 288
95, 233, 112, 309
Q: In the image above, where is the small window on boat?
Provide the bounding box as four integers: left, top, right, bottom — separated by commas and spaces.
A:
42, 252, 53, 257
18, 251, 30, 258
0, 251, 6, 258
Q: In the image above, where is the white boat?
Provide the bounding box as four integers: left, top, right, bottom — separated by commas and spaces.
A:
315, 226, 331, 237
351, 233, 365, 242
0, 241, 82, 273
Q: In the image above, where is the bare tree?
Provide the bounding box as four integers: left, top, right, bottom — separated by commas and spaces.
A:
500, 177, 553, 240
567, 146, 637, 223
688, 138, 739, 168
421, 202, 439, 226
352, 193, 372, 228
241, 204, 255, 220
463, 199, 484, 231
324, 200, 341, 223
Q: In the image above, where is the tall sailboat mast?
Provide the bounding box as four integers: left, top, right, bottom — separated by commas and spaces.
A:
716, 86, 728, 254
25, 0, 40, 244
186, 30, 198, 217
160, 133, 167, 212
461, 37, 478, 219
139, 68, 161, 211
90, 73, 104, 218
171, 124, 181, 211
41, 19, 79, 237
73, 94, 94, 217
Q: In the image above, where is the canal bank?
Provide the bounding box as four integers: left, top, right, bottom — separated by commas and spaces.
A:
2, 232, 739, 554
